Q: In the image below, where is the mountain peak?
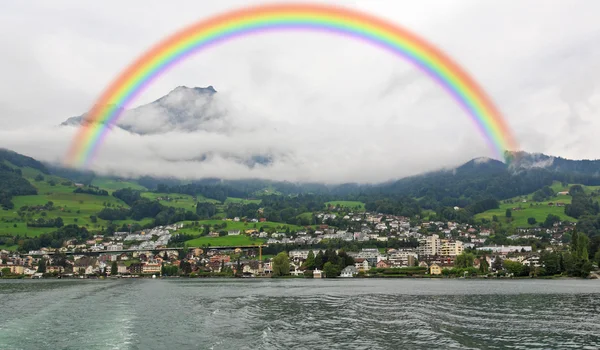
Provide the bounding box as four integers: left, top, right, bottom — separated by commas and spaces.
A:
60, 85, 222, 133
170, 85, 217, 95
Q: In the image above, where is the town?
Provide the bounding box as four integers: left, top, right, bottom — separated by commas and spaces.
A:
2, 208, 591, 279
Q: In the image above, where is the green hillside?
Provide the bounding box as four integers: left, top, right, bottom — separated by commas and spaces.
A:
474, 182, 600, 227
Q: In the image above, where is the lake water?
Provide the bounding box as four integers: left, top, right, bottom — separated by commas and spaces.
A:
1, 278, 599, 349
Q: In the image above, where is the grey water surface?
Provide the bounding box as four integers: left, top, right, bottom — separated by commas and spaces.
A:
1, 278, 599, 349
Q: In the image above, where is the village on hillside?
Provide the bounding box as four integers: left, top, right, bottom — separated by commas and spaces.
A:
1, 206, 582, 279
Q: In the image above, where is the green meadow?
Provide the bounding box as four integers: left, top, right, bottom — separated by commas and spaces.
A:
473, 181, 597, 227
224, 197, 262, 205
91, 178, 147, 191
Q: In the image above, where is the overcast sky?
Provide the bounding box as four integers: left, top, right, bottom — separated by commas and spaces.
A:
1, 0, 599, 183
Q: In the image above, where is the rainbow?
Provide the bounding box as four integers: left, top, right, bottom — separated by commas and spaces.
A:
66, 2, 518, 167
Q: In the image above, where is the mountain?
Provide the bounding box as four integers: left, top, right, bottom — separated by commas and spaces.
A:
508, 151, 600, 176
61, 86, 223, 134
4, 146, 600, 211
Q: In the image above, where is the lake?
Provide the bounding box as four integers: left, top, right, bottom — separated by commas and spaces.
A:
1, 278, 599, 349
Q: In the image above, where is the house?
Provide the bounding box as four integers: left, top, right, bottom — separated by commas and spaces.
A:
354, 258, 370, 271
429, 263, 442, 275
0, 265, 24, 275
313, 269, 322, 279
143, 263, 161, 275
228, 230, 241, 236
210, 255, 231, 263
85, 265, 95, 275
117, 264, 128, 274
46, 266, 63, 274
290, 263, 304, 276
418, 261, 429, 268
377, 260, 391, 268
128, 263, 143, 275
340, 265, 358, 278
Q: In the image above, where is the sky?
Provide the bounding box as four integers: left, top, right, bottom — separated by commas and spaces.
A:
0, 0, 599, 183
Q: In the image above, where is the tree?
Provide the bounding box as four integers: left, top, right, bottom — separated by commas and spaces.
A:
505, 209, 512, 218
37, 258, 46, 273
315, 250, 324, 270
527, 217, 537, 225
503, 260, 524, 276
492, 256, 503, 272
303, 250, 315, 270
569, 185, 585, 196
111, 261, 118, 275
543, 214, 560, 228
323, 262, 340, 278
455, 252, 475, 268
272, 252, 290, 277
479, 256, 489, 273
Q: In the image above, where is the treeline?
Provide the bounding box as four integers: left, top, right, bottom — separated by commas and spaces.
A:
532, 186, 555, 202
219, 194, 328, 225
154, 183, 248, 202
0, 148, 49, 174
27, 217, 64, 228
73, 186, 108, 196
196, 202, 217, 219
97, 188, 200, 226
0, 163, 38, 209
18, 225, 91, 252
564, 187, 599, 219
364, 197, 421, 217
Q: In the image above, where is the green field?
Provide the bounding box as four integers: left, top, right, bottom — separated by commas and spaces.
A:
0, 245, 18, 251
325, 201, 365, 210
91, 178, 147, 191
224, 197, 262, 205
185, 235, 265, 247
474, 182, 588, 227
141, 192, 199, 210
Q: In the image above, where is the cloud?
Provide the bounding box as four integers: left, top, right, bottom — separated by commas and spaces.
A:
1, 0, 600, 183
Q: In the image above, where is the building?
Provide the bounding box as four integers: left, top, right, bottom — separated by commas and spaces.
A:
340, 265, 358, 278
117, 264, 128, 274
313, 269, 322, 279
429, 263, 442, 275
376, 260, 391, 268
128, 263, 143, 275
0, 265, 24, 275
289, 250, 312, 260
440, 240, 464, 256
354, 258, 370, 271
209, 255, 231, 263
418, 234, 441, 256
476, 245, 532, 255
143, 263, 161, 274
